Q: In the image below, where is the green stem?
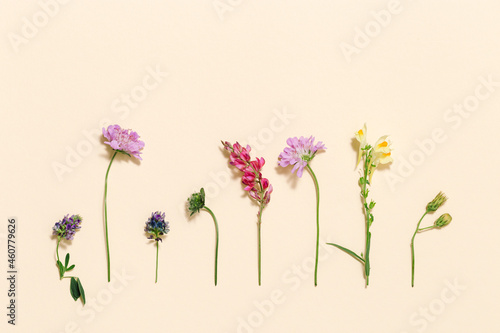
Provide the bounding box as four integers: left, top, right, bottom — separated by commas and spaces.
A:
155, 240, 159, 283
411, 211, 428, 287
204, 207, 219, 286
104, 151, 118, 282
418, 225, 435, 232
306, 164, 320, 287
257, 204, 264, 286
56, 237, 61, 263
56, 237, 62, 280
362, 150, 371, 286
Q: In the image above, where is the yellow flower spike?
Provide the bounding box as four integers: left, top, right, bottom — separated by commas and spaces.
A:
355, 123, 367, 167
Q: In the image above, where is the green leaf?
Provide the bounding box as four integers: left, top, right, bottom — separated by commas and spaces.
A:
326, 243, 365, 264
365, 232, 372, 277
70, 277, 80, 301
65, 253, 70, 268
369, 201, 376, 210
57, 260, 65, 279
77, 278, 86, 305
359, 177, 365, 185
66, 265, 76, 272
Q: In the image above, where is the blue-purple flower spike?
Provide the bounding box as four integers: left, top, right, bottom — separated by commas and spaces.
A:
145, 211, 170, 242
52, 214, 82, 240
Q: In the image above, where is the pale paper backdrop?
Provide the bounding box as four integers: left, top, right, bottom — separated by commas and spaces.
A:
0, 1, 499, 332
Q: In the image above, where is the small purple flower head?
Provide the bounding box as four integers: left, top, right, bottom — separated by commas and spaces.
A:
278, 136, 326, 177
52, 214, 83, 241
102, 124, 145, 160
145, 211, 170, 242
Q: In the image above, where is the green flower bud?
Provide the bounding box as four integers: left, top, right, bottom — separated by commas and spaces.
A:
187, 188, 205, 216
434, 213, 452, 228
426, 191, 447, 212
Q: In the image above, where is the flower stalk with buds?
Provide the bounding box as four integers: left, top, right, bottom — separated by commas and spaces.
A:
222, 141, 273, 286
411, 192, 452, 287
327, 124, 392, 287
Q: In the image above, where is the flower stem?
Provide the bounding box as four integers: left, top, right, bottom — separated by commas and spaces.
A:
418, 225, 435, 232
203, 207, 219, 286
257, 204, 264, 286
411, 211, 428, 287
56, 237, 62, 279
361, 149, 372, 287
155, 240, 159, 283
104, 151, 117, 282
306, 164, 320, 287
56, 237, 61, 263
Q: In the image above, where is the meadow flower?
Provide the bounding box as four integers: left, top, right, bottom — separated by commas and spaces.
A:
355, 123, 367, 166
278, 136, 325, 178
411, 192, 452, 287
102, 124, 145, 160
102, 124, 144, 282
145, 211, 170, 283
52, 214, 85, 305
278, 136, 326, 286
187, 188, 220, 286
328, 124, 392, 286
52, 214, 82, 241
222, 140, 272, 285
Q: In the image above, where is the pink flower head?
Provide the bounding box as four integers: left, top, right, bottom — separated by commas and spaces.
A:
103, 125, 145, 160
221, 140, 272, 206
278, 136, 326, 177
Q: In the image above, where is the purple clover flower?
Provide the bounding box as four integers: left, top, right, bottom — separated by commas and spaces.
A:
102, 124, 145, 160
145, 211, 170, 242
52, 214, 82, 241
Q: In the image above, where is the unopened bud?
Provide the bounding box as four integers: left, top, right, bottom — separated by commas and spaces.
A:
434, 213, 452, 228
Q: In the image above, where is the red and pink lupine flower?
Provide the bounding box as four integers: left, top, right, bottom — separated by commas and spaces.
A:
223, 141, 273, 206
222, 140, 272, 285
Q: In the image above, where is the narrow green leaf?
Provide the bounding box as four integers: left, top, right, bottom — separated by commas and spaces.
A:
77, 278, 86, 305
70, 277, 80, 301
326, 243, 365, 264
57, 260, 65, 278
66, 265, 76, 272
65, 253, 70, 268
365, 232, 371, 277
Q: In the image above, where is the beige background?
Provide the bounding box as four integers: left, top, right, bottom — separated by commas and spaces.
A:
1, 1, 499, 332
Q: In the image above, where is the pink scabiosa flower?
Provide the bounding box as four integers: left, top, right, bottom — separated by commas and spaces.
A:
278, 136, 326, 178
102, 124, 144, 282
103, 125, 145, 160
222, 141, 273, 285
278, 136, 326, 286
